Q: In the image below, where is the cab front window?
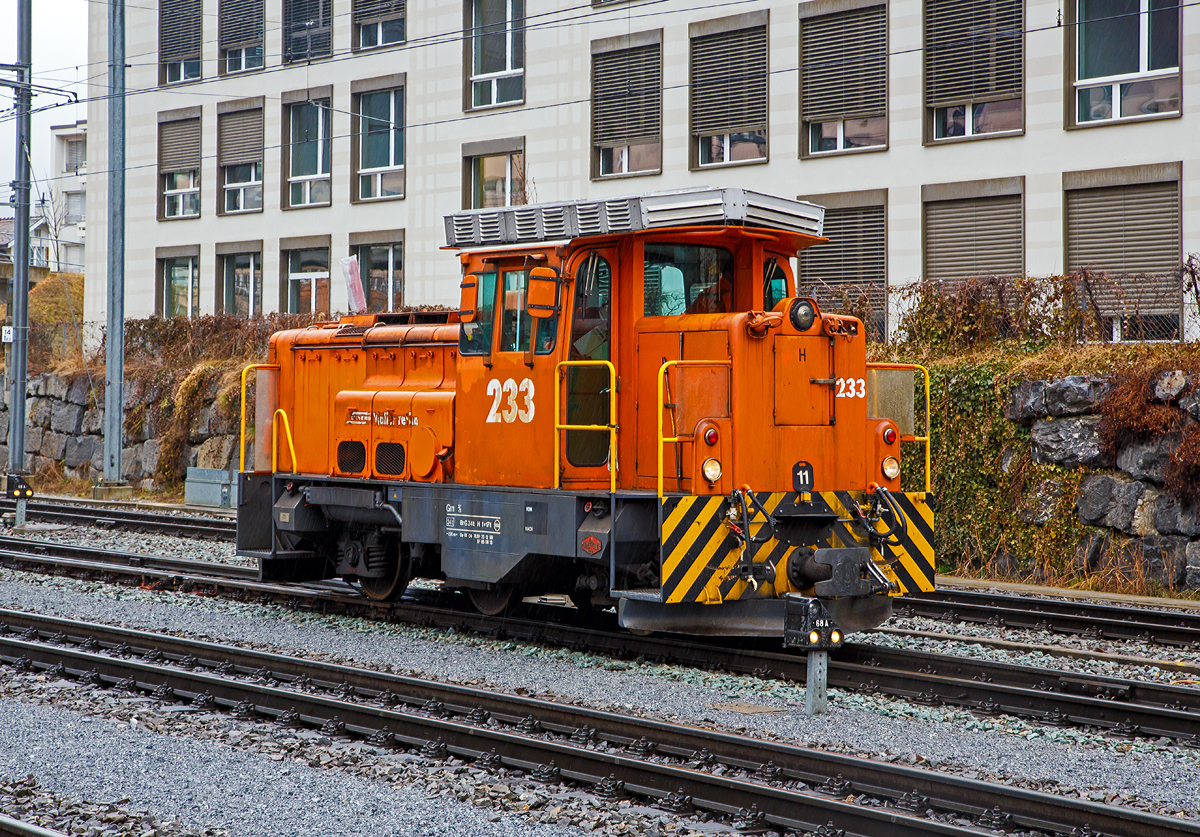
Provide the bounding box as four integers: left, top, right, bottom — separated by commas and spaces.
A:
643, 244, 734, 316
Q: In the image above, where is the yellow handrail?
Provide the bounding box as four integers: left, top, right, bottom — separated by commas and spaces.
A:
554, 360, 617, 493
272, 408, 298, 474
239, 363, 278, 473
867, 362, 932, 495
657, 359, 732, 499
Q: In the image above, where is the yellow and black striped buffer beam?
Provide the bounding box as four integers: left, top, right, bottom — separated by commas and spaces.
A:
658, 491, 935, 605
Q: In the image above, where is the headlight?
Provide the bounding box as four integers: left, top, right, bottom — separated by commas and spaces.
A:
702, 458, 722, 483
789, 299, 816, 331
882, 456, 901, 480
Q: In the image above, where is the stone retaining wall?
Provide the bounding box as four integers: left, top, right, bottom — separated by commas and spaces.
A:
0, 372, 240, 490
1006, 373, 1200, 590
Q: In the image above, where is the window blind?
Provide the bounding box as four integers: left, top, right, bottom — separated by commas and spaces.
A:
799, 204, 887, 328
65, 140, 86, 172
923, 194, 1022, 282
158, 118, 202, 173
592, 44, 662, 147
924, 0, 1023, 107
160, 0, 202, 63
284, 0, 333, 61
218, 109, 264, 167
219, 0, 264, 50
921, 191, 1017, 280
1066, 181, 1181, 315
800, 5, 886, 123
353, 0, 405, 24
690, 26, 767, 136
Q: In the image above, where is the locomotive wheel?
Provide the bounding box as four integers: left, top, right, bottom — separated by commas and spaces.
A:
468, 584, 516, 616
358, 543, 410, 602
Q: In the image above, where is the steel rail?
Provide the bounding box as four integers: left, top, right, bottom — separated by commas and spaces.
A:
2, 537, 1198, 742
0, 815, 69, 837
0, 535, 256, 581
0, 500, 235, 541
1, 610, 1194, 837
905, 589, 1200, 647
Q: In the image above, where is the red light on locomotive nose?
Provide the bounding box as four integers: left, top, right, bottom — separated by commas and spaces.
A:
882, 427, 897, 445
704, 428, 719, 446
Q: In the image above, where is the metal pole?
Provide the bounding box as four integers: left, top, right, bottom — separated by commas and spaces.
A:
8, 0, 32, 483
804, 650, 829, 715
102, 0, 125, 485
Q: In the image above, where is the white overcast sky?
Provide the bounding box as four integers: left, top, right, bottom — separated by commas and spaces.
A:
0, 0, 91, 215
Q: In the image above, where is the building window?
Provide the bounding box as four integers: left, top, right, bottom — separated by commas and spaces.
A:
220, 0, 265, 73
358, 89, 404, 200
1075, 0, 1180, 124
470, 151, 524, 208
160, 0, 202, 84
65, 139, 86, 172
923, 194, 1023, 281
799, 204, 887, 340
222, 252, 263, 316
801, 5, 886, 155
284, 0, 333, 63
359, 243, 403, 311
288, 100, 332, 208
1066, 177, 1181, 340
162, 256, 200, 317
287, 248, 331, 314
592, 39, 662, 178
163, 171, 200, 218
355, 0, 405, 48
65, 192, 84, 225
690, 23, 768, 167
159, 116, 201, 220
925, 0, 1023, 141
469, 0, 524, 108
218, 105, 264, 215
224, 164, 263, 213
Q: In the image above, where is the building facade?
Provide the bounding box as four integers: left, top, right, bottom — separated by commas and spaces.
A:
32, 120, 88, 275
84, 0, 1198, 338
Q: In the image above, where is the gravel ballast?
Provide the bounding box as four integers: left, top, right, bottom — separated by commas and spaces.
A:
1, 567, 1197, 817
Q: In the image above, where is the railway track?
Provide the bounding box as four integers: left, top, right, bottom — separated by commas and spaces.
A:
0, 815, 68, 837
2, 536, 1199, 744
2, 609, 1194, 837
0, 500, 235, 541
904, 589, 1200, 648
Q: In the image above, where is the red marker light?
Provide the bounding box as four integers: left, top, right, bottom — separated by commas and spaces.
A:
883, 427, 897, 445
704, 428, 719, 446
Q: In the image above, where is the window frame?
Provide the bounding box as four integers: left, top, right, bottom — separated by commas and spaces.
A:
162, 169, 201, 219
285, 247, 332, 315
222, 45, 265, 74
687, 15, 770, 171
1067, 0, 1182, 128
220, 251, 264, 317
357, 242, 405, 312
464, 0, 525, 111
286, 99, 333, 209
590, 33, 663, 180
223, 162, 264, 214
358, 17, 406, 49
161, 255, 201, 318
465, 146, 526, 209
353, 87, 405, 202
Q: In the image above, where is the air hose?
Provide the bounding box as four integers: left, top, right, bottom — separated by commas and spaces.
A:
870, 486, 908, 547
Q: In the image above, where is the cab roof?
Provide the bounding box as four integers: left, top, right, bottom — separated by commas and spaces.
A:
444, 187, 825, 250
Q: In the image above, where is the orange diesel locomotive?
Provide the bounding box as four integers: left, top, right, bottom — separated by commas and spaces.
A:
237, 188, 934, 647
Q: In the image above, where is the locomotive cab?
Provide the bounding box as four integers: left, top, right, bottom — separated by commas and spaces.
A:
237, 188, 934, 646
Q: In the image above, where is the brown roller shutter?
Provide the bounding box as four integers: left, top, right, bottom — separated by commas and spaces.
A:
353, 0, 405, 24
218, 109, 263, 167
592, 44, 661, 147
923, 194, 1023, 282
159, 118, 201, 173
690, 26, 767, 136
1066, 181, 1181, 316
801, 5, 886, 123
284, 0, 333, 62
925, 0, 1023, 107
160, 0, 202, 63
799, 205, 887, 335
219, 0, 264, 50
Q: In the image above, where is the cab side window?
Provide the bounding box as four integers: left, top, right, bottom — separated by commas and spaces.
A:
643, 244, 734, 316
459, 270, 498, 355
763, 257, 792, 311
